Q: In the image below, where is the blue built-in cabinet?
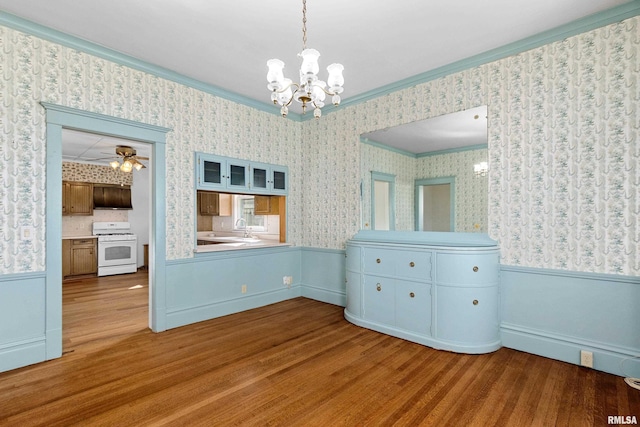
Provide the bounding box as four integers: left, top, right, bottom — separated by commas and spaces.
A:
196, 153, 288, 195
345, 230, 500, 354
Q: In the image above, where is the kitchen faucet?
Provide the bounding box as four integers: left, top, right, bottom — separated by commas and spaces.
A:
235, 218, 250, 237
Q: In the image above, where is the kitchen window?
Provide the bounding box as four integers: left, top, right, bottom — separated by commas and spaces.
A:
233, 195, 266, 232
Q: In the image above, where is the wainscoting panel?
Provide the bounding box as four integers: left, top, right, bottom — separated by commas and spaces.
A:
300, 247, 346, 307
0, 273, 47, 372
164, 247, 302, 329
500, 266, 640, 377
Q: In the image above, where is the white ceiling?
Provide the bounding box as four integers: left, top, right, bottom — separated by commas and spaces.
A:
62, 129, 150, 166
0, 0, 631, 157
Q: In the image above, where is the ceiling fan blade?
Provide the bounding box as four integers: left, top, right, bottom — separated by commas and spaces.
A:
136, 156, 150, 160
86, 156, 116, 161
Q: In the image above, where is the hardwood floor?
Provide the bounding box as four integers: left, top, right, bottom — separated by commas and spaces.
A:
0, 271, 637, 426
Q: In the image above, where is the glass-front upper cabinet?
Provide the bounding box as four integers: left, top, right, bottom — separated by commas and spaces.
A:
197, 154, 249, 191
196, 153, 287, 195
250, 162, 288, 195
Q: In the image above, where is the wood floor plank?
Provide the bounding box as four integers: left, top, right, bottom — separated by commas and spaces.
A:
0, 270, 637, 426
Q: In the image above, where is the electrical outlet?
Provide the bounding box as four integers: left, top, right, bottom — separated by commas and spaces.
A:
283, 276, 293, 286
241, 284, 247, 294
580, 350, 593, 368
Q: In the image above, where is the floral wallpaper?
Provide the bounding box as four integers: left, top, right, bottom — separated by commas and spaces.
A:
304, 17, 639, 275
0, 15, 638, 276
0, 24, 302, 273
62, 161, 132, 185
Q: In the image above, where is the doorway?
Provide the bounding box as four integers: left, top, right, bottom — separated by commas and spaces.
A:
62, 129, 152, 350
415, 177, 455, 232
43, 103, 169, 362
371, 171, 396, 230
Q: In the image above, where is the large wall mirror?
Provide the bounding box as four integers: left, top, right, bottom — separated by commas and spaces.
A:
360, 105, 488, 232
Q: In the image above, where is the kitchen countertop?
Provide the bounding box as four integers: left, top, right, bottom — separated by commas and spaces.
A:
62, 235, 97, 239
195, 234, 291, 253
195, 241, 292, 253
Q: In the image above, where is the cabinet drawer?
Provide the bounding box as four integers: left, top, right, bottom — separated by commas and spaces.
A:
436, 253, 498, 285
436, 285, 499, 344
72, 238, 96, 246
363, 248, 431, 280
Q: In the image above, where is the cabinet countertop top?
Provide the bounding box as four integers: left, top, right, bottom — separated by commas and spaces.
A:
63, 235, 97, 240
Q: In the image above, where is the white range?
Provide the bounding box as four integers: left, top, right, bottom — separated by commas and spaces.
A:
92, 221, 137, 276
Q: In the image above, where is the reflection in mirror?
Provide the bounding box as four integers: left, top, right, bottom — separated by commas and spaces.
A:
371, 172, 395, 230
360, 106, 488, 232
416, 177, 455, 232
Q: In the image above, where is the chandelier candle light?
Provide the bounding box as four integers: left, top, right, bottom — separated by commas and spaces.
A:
266, 0, 344, 118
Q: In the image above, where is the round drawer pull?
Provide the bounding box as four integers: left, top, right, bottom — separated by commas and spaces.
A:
473, 299, 479, 305
410, 292, 415, 298
376, 284, 382, 291
473, 266, 479, 272
409, 262, 415, 267
376, 258, 381, 264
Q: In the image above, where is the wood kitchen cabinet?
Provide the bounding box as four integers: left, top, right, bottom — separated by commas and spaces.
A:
62, 238, 98, 278
62, 181, 93, 215
254, 195, 280, 215
198, 191, 231, 216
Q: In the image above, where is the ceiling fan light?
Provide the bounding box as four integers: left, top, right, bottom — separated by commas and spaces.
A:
134, 162, 144, 171
120, 160, 133, 173
110, 160, 120, 169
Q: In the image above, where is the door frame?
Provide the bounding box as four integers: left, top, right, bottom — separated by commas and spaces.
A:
42, 103, 170, 361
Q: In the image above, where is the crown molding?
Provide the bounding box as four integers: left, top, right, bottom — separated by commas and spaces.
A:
306, 0, 640, 121
0, 11, 303, 122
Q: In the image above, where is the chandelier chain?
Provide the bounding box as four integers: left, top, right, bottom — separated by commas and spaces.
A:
302, 0, 307, 50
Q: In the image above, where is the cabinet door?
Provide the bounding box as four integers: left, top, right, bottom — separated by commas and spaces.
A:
198, 155, 226, 190
198, 191, 219, 215
271, 166, 288, 195
62, 182, 69, 215
67, 182, 93, 215
345, 270, 362, 317
436, 285, 499, 344
254, 195, 279, 215
70, 239, 97, 275
62, 239, 71, 277
363, 275, 395, 325
251, 163, 269, 193
227, 160, 250, 190
396, 282, 431, 335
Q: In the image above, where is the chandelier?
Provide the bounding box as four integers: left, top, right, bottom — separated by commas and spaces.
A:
266, 0, 344, 118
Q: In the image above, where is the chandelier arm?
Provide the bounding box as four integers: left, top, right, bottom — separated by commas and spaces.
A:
316, 85, 339, 97
274, 82, 300, 94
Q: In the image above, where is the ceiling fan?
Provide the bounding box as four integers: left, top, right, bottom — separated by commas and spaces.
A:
108, 145, 148, 172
